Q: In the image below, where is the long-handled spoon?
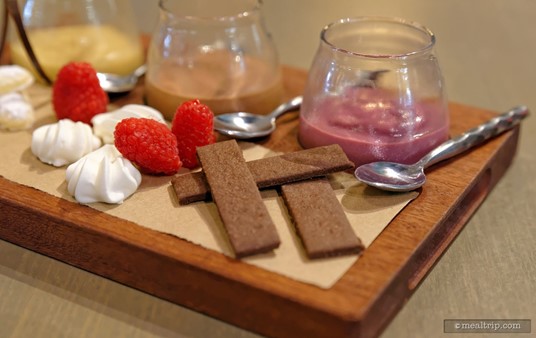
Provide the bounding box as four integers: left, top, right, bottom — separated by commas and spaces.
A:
354, 105, 529, 192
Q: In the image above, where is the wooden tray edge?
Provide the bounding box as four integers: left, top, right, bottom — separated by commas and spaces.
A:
358, 126, 520, 338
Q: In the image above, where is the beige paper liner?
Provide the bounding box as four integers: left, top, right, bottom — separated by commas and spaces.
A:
0, 84, 418, 289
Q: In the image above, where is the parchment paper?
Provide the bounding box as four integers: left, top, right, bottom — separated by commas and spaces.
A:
0, 84, 419, 288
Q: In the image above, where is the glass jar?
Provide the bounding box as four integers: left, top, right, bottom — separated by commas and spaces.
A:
9, 0, 144, 82
299, 17, 450, 166
146, 0, 283, 120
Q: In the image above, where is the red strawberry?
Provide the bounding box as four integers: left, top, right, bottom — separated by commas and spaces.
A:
171, 99, 216, 169
114, 118, 182, 175
52, 62, 108, 124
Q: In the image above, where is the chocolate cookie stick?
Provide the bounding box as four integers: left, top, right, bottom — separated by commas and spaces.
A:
281, 178, 364, 259
197, 140, 280, 258
172, 144, 354, 204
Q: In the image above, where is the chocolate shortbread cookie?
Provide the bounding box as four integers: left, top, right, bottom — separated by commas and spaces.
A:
197, 140, 280, 258
172, 144, 354, 204
281, 178, 364, 259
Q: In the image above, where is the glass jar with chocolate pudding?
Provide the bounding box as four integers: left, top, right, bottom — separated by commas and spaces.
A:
146, 0, 283, 120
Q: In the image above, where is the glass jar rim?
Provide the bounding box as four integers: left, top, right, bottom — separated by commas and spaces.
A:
158, 0, 262, 22
320, 16, 436, 59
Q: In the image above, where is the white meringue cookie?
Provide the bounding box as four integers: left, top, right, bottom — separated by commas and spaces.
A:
31, 119, 102, 167
0, 92, 35, 131
66, 144, 142, 204
0, 65, 34, 95
92, 104, 166, 144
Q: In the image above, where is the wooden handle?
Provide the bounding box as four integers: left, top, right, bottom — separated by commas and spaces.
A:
0, 1, 8, 63
5, 0, 52, 84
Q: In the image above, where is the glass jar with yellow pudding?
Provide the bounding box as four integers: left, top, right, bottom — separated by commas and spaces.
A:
9, 0, 144, 83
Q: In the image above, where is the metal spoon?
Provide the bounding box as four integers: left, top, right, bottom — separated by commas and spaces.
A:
354, 105, 529, 192
96, 64, 146, 93
214, 96, 303, 139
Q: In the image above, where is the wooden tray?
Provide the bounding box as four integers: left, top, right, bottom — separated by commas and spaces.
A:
0, 66, 521, 338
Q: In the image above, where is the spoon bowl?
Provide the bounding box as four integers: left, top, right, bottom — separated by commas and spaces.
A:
97, 64, 146, 93
355, 105, 529, 192
355, 161, 426, 192
214, 96, 303, 139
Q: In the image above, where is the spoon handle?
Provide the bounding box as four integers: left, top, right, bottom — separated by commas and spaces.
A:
419, 105, 529, 168
269, 96, 303, 119
133, 64, 147, 77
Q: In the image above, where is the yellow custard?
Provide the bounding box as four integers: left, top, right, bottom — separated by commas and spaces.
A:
10, 25, 144, 82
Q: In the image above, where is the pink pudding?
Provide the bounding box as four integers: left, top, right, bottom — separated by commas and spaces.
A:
299, 87, 450, 166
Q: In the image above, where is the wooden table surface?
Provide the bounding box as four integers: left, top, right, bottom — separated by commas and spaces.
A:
1, 1, 535, 338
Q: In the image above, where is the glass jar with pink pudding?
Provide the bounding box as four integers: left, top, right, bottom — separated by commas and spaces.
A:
299, 17, 450, 167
